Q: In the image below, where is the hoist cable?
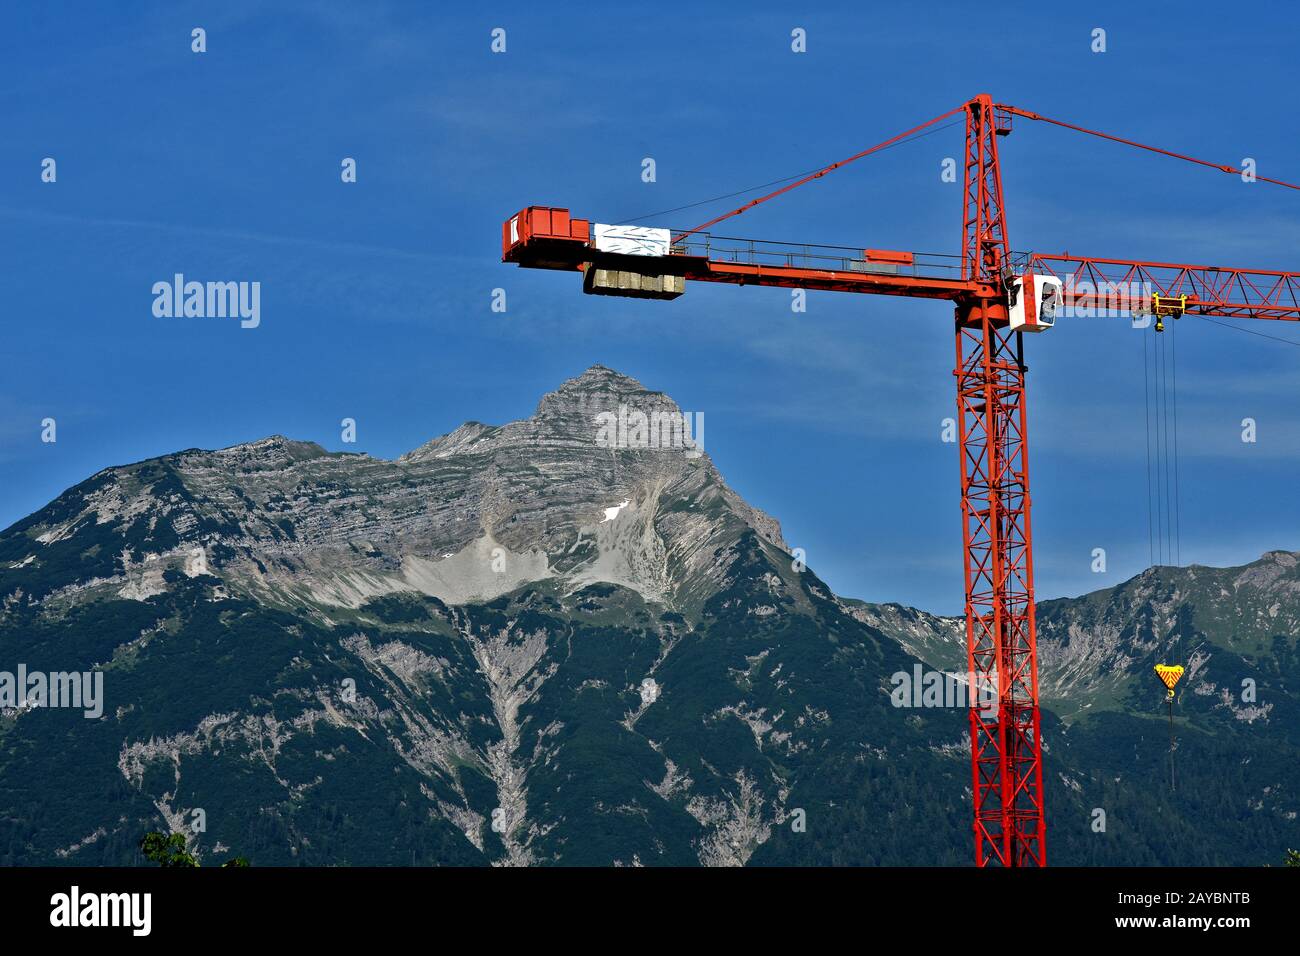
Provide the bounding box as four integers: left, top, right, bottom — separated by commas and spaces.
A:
1172, 322, 1182, 566
1170, 332, 1180, 564
1191, 314, 1300, 346
997, 104, 1300, 192
1143, 329, 1155, 568
673, 103, 971, 240
611, 119, 965, 226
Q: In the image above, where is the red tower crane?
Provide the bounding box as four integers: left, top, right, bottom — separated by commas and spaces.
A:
500, 94, 1300, 867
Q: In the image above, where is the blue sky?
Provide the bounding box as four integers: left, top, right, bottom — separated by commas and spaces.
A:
3, 0, 1299, 614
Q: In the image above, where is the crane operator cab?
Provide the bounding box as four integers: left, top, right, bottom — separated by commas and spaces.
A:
1008, 272, 1063, 332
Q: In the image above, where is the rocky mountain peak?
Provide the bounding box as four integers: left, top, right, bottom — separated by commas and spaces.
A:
529, 365, 685, 444
552, 363, 649, 396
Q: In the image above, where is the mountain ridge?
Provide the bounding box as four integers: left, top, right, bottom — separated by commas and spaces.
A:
0, 365, 1296, 866
1, 365, 784, 616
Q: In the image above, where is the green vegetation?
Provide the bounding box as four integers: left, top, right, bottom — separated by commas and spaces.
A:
139, 832, 197, 867
140, 830, 251, 867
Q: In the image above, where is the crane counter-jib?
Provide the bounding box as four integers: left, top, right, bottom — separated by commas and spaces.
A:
502, 205, 999, 301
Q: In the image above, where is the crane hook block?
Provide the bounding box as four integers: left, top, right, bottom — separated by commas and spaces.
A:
1155, 663, 1184, 700
1008, 272, 1063, 332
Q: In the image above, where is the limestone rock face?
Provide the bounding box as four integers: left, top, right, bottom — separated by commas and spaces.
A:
5, 365, 785, 615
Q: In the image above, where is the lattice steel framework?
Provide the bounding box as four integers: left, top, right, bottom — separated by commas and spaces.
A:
955, 95, 1046, 867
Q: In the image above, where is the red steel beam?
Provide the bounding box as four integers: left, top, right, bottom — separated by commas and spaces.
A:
955, 310, 1046, 868
957, 96, 1046, 868
1026, 253, 1300, 321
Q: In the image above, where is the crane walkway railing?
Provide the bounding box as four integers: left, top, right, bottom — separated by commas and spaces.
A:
667, 232, 966, 282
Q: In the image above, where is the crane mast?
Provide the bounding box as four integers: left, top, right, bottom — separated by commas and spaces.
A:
500, 94, 1300, 866
954, 95, 1045, 867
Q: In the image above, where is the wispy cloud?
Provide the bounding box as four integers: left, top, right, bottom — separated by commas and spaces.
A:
0, 205, 443, 263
